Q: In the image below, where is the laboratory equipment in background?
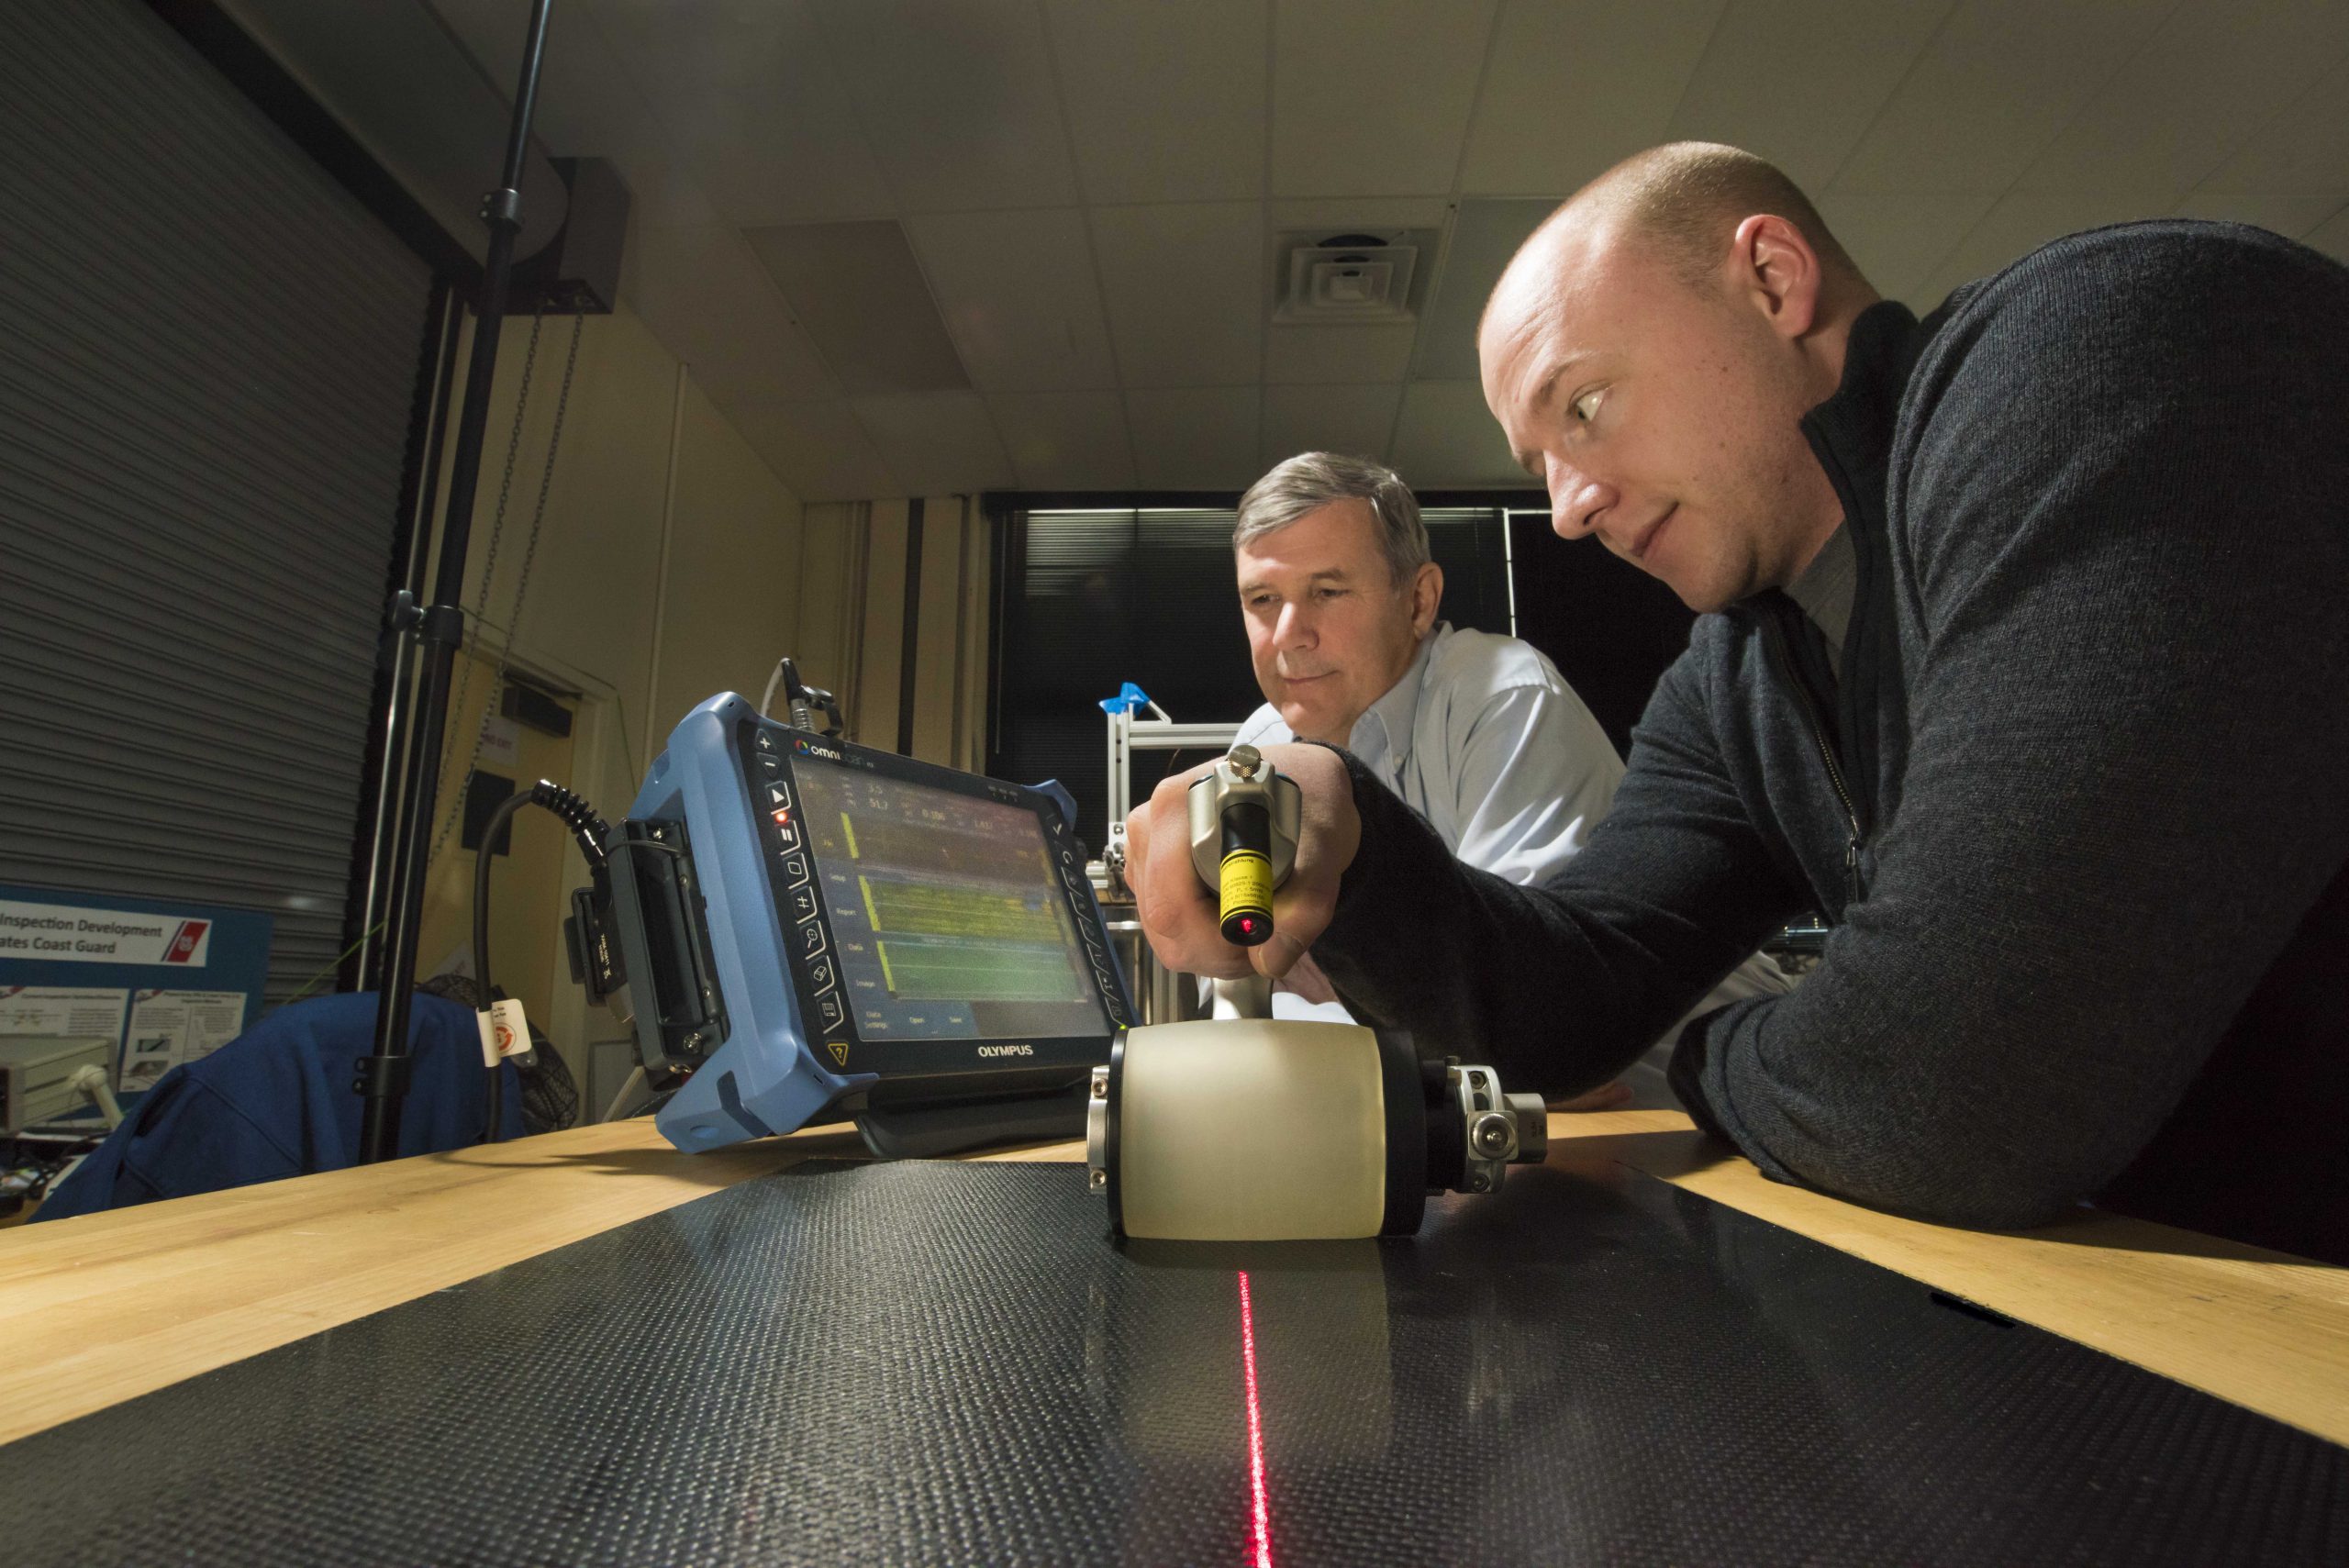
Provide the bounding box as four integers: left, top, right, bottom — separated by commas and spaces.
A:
1088, 684, 1242, 1027
0, 1037, 121, 1134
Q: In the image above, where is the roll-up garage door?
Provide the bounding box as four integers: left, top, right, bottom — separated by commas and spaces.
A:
0, 0, 432, 1004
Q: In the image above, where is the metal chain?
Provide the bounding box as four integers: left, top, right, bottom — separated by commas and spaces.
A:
428, 302, 549, 869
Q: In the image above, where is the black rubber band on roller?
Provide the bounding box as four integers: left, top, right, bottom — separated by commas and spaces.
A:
1377, 1029, 1428, 1236
1103, 1030, 1127, 1237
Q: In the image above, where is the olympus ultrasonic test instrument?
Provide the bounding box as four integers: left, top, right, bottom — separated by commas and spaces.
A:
576, 693, 1133, 1160
579, 695, 1544, 1236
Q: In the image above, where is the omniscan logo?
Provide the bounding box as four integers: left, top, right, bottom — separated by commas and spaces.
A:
976, 1043, 1034, 1058
794, 739, 844, 761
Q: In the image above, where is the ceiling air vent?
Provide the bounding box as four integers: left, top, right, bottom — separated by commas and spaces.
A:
1275, 231, 1421, 325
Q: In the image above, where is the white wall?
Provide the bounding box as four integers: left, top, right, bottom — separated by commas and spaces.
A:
414, 298, 804, 1093
793, 495, 991, 770
648, 374, 810, 737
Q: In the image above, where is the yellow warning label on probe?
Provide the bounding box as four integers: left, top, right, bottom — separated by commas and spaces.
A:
1219, 848, 1273, 918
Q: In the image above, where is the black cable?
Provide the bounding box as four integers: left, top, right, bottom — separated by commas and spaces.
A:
473, 780, 610, 1142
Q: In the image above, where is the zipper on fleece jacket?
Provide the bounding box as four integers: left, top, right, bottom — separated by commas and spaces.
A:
1764, 617, 1865, 909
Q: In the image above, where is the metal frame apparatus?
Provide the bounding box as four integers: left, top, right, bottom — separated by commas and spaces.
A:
1093, 696, 1244, 1027
1102, 697, 1241, 872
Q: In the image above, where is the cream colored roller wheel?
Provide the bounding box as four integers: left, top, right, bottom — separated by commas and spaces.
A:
1109, 1018, 1388, 1241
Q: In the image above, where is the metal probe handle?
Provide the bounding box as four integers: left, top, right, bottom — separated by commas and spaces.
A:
1186, 744, 1302, 947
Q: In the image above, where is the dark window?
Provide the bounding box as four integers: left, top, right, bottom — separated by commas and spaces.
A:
1505, 511, 1696, 755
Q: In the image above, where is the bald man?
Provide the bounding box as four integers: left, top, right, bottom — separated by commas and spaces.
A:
1129, 143, 2349, 1262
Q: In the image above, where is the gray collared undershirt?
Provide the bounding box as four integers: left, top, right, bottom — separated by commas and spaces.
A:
1786, 522, 1857, 680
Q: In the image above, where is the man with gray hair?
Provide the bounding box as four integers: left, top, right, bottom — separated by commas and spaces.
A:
1227, 450, 1787, 1101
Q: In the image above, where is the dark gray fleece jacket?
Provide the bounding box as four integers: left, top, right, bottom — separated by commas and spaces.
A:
1316, 221, 2349, 1263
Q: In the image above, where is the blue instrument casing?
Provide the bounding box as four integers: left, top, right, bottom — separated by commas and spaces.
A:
607, 693, 1130, 1155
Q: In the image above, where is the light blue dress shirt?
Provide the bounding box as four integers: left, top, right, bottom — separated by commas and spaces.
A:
1234, 623, 1621, 889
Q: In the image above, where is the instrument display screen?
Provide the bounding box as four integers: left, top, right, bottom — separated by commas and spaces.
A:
792, 762, 1112, 1043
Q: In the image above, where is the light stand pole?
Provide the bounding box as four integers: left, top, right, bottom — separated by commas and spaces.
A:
358, 0, 556, 1163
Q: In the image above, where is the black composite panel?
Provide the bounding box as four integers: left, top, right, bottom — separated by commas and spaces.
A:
3, 1157, 2341, 1564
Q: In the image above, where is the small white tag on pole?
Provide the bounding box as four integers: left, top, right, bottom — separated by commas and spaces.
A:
476, 998, 530, 1066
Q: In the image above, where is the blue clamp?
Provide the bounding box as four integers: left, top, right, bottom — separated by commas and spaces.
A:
1098, 681, 1151, 716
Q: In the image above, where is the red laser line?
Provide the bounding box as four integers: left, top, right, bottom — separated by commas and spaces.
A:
1238, 1270, 1272, 1568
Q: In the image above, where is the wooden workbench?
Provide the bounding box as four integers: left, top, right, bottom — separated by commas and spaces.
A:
4, 1110, 2344, 1452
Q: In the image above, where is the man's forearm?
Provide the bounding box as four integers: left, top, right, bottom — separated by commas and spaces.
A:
1310, 748, 1695, 1095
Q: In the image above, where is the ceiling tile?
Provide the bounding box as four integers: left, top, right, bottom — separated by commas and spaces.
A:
1269, 197, 1454, 233
1265, 323, 1418, 384
2184, 52, 2349, 203
803, 0, 1080, 212
1829, 0, 2174, 195
2169, 191, 2345, 239
440, 0, 663, 164
1911, 190, 2150, 306
2011, 0, 2349, 208
906, 208, 1119, 391
395, 0, 2349, 514
1262, 384, 1404, 468
745, 220, 967, 395
1815, 187, 2002, 306
1460, 0, 1727, 195
987, 392, 1138, 490
1272, 0, 1500, 197
1663, 0, 1953, 190
725, 400, 900, 501
1089, 204, 1264, 387
852, 392, 1015, 495
1126, 387, 1263, 490
1413, 199, 1553, 379
624, 224, 841, 401
586, 0, 894, 225
607, 152, 718, 230
1390, 381, 1520, 486
2304, 205, 2349, 263
1044, 0, 1268, 203
672, 98, 896, 228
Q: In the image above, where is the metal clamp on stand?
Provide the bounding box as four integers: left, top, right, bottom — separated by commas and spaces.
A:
1087, 684, 1243, 1027
351, 1051, 416, 1101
